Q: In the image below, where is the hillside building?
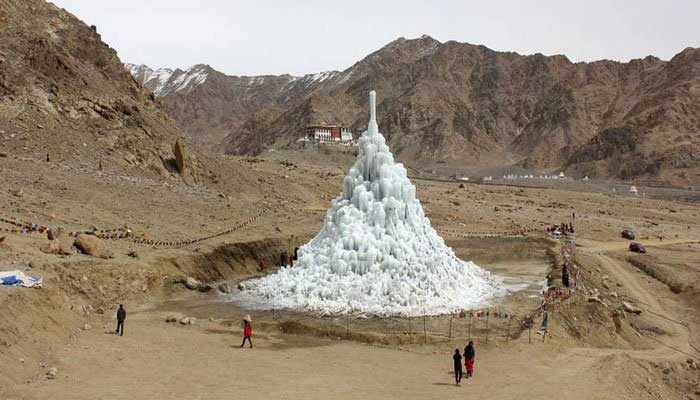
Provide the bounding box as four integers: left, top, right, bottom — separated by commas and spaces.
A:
306, 124, 353, 142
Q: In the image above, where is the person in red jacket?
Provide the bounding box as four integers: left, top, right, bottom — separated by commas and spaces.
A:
258, 259, 265, 272
240, 317, 253, 348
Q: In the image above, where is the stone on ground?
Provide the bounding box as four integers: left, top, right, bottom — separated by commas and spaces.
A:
74, 234, 114, 259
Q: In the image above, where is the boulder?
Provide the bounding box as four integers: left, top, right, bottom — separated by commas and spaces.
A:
622, 302, 642, 315
41, 235, 74, 255
74, 234, 113, 259
46, 367, 58, 379
47, 227, 63, 241
179, 317, 192, 325
172, 138, 188, 174
165, 315, 178, 323
218, 283, 234, 294
180, 276, 211, 292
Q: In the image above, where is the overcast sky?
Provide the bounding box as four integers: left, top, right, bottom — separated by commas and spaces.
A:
52, 0, 699, 76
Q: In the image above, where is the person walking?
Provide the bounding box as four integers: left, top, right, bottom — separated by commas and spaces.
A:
279, 252, 287, 267
539, 310, 549, 336
116, 304, 126, 337
452, 349, 463, 386
464, 341, 475, 378
240, 316, 253, 348
562, 264, 570, 288
258, 259, 265, 272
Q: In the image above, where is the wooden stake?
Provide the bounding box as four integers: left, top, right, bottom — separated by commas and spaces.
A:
448, 314, 453, 340
423, 315, 427, 344
528, 324, 531, 344
468, 313, 473, 340
485, 312, 489, 342
506, 318, 512, 342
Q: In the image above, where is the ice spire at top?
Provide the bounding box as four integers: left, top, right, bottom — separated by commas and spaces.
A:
367, 90, 378, 135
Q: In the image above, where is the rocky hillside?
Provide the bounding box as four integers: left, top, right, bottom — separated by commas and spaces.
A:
0, 0, 199, 181
129, 37, 700, 186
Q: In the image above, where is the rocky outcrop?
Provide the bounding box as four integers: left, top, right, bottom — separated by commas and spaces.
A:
0, 0, 201, 180
172, 138, 188, 174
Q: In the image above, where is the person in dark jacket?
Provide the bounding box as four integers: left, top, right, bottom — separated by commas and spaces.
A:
452, 349, 463, 385
562, 264, 570, 288
116, 304, 126, 336
464, 341, 475, 378
279, 252, 287, 267
293, 247, 299, 260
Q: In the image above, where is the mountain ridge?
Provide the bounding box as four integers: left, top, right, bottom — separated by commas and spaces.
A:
127, 36, 700, 186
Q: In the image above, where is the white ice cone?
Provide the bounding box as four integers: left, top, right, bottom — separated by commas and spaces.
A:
236, 91, 504, 316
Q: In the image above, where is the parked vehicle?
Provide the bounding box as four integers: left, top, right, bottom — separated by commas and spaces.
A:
621, 229, 635, 240
629, 242, 646, 254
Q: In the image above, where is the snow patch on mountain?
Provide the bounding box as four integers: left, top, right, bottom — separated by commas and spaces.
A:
124, 63, 209, 96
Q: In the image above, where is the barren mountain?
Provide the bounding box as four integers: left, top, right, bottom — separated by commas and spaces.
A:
0, 0, 200, 181
129, 38, 700, 186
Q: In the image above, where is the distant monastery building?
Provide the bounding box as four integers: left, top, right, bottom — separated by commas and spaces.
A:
306, 124, 353, 142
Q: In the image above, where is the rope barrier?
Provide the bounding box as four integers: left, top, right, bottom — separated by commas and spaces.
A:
437, 226, 541, 239
0, 210, 266, 248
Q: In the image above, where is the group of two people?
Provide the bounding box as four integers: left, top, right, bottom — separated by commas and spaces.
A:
452, 341, 475, 386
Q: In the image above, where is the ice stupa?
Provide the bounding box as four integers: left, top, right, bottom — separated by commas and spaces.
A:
236, 91, 503, 316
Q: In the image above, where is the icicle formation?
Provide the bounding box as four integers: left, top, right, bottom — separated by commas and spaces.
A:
236, 90, 504, 316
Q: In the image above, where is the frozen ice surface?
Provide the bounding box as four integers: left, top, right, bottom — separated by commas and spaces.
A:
236, 91, 504, 316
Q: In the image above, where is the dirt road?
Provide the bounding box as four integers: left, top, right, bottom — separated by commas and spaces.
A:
2, 313, 634, 400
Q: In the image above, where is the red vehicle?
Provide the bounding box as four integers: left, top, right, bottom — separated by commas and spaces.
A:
629, 242, 646, 254
621, 229, 635, 240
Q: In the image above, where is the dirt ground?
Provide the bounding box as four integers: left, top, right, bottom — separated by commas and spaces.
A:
2, 153, 700, 399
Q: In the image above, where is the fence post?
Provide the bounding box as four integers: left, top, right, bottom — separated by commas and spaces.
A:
448, 314, 453, 340
506, 317, 512, 342
346, 314, 350, 336
423, 315, 427, 344
485, 312, 489, 342
468, 313, 473, 340
528, 324, 531, 344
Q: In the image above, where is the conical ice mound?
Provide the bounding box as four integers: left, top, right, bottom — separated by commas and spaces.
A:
236, 91, 504, 316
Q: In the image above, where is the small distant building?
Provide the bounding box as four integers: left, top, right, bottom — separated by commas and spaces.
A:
306, 124, 353, 143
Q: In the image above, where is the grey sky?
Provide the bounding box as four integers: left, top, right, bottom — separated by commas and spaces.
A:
52, 0, 699, 76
